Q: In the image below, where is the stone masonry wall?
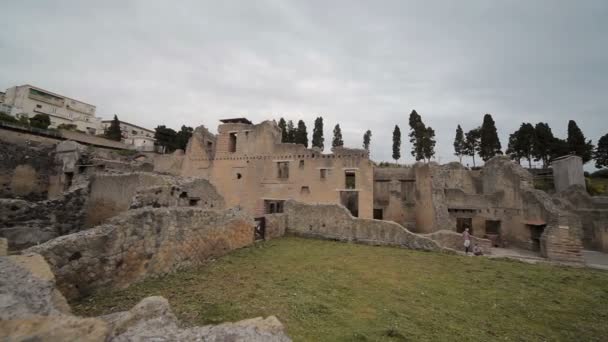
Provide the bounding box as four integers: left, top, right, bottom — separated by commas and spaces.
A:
0, 186, 89, 250
284, 200, 445, 252
27, 207, 255, 299
264, 213, 287, 240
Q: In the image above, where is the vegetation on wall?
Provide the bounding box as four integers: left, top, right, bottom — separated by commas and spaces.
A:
104, 115, 122, 141
29, 113, 51, 130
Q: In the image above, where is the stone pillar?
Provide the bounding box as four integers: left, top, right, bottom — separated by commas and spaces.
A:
551, 155, 585, 192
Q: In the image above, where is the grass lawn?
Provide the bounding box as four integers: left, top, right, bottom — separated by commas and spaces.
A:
72, 237, 608, 341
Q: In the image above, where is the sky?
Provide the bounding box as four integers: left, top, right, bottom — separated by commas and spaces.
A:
1, 0, 607, 168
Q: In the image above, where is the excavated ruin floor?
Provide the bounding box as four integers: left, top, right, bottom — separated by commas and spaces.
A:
72, 237, 608, 341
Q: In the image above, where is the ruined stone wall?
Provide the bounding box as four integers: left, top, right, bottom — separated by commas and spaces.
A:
0, 186, 89, 250
557, 186, 608, 252
264, 213, 287, 240
152, 151, 184, 175
130, 178, 225, 210
284, 200, 445, 252
28, 207, 255, 299
0, 132, 56, 200
373, 168, 417, 226
85, 173, 167, 226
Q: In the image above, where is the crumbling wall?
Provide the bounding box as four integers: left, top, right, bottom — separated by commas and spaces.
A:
0, 186, 89, 250
28, 207, 255, 299
522, 189, 584, 263
373, 168, 417, 226
264, 213, 287, 240
85, 173, 168, 226
284, 200, 445, 252
557, 186, 608, 252
130, 178, 225, 210
0, 135, 56, 200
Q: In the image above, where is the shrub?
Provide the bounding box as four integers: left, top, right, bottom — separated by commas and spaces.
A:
29, 114, 51, 129
590, 169, 608, 179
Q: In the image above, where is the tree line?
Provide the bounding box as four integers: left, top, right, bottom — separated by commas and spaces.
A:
277, 112, 607, 170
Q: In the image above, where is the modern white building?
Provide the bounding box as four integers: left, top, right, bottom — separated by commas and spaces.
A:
101, 119, 156, 152
2, 84, 102, 134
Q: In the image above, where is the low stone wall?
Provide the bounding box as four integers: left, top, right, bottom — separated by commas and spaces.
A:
264, 214, 287, 240
284, 201, 445, 252
0, 186, 89, 250
130, 178, 225, 210
27, 207, 255, 299
423, 230, 493, 255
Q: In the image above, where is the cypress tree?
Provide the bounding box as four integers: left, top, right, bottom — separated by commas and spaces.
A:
363, 130, 372, 151
332, 124, 344, 148
595, 133, 608, 169
286, 120, 296, 143
532, 122, 555, 168
408, 110, 425, 161
278, 118, 287, 142
464, 127, 481, 167
295, 120, 308, 147
105, 114, 122, 141
312, 117, 324, 151
453, 125, 466, 163
479, 114, 502, 161
392, 125, 401, 163
567, 120, 594, 163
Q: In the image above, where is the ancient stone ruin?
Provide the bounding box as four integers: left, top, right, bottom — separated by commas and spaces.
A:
1, 117, 606, 340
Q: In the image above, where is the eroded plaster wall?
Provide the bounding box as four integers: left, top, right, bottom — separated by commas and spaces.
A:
28, 207, 255, 299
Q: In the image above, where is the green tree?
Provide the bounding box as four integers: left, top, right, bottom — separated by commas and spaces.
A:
105, 115, 123, 141
595, 133, 608, 169
506, 123, 535, 167
57, 123, 77, 131
464, 127, 481, 167
532, 122, 555, 168
549, 137, 570, 162
422, 126, 436, 162
29, 113, 51, 130
392, 125, 401, 163
286, 120, 296, 143
295, 120, 308, 147
278, 118, 287, 142
408, 110, 425, 161
332, 124, 343, 148
567, 120, 594, 163
154, 125, 178, 152
363, 130, 372, 151
312, 117, 324, 151
479, 114, 502, 161
175, 125, 193, 151
453, 125, 466, 163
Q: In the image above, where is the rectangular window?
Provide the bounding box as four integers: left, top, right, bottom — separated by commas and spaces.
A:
277, 162, 289, 179
264, 200, 285, 214
229, 133, 237, 152
320, 169, 328, 179
345, 171, 356, 189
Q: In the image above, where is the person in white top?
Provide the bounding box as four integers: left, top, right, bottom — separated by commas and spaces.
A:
463, 228, 471, 254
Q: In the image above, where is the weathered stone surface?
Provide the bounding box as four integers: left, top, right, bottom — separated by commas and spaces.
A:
103, 297, 291, 342
130, 178, 225, 210
0, 253, 70, 320
0, 186, 89, 250
284, 200, 446, 252
265, 213, 287, 240
0, 315, 109, 342
0, 254, 291, 341
28, 207, 255, 299
0, 237, 7, 256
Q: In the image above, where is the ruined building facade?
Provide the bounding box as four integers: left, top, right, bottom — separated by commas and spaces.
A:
180, 118, 374, 219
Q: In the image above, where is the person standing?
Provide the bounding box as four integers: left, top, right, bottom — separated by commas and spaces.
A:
463, 228, 471, 254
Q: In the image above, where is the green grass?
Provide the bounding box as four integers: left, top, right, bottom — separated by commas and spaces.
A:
72, 237, 608, 341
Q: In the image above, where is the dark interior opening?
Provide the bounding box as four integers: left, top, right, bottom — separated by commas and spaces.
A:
345, 171, 356, 189
64, 172, 74, 191
340, 191, 359, 217
456, 217, 473, 234
228, 133, 237, 152
373, 208, 383, 220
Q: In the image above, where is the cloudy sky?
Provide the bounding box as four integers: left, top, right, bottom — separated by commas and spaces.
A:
1, 0, 607, 167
